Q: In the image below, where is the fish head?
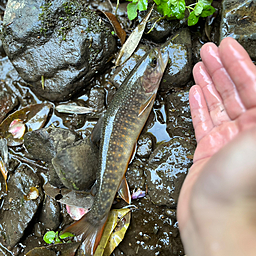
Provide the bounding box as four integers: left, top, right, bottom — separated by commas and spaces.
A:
141, 47, 169, 94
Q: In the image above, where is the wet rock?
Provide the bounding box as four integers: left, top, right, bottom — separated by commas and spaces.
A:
0, 82, 19, 123
24, 127, 79, 162
2, 0, 117, 101
118, 198, 184, 256
39, 195, 60, 230
165, 89, 195, 139
136, 133, 154, 159
0, 164, 43, 248
220, 0, 256, 59
24, 127, 79, 187
24, 242, 81, 256
138, 7, 184, 43
52, 136, 99, 191
19, 235, 45, 256
144, 138, 194, 207
88, 85, 106, 116
126, 159, 146, 190
191, 37, 204, 64
43, 183, 94, 209
161, 28, 192, 90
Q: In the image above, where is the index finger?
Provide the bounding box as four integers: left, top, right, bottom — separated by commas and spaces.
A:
219, 37, 256, 110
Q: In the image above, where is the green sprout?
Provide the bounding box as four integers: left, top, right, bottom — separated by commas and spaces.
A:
43, 231, 74, 244
126, 0, 216, 26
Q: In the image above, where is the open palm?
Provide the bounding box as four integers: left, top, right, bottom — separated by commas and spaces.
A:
177, 37, 256, 256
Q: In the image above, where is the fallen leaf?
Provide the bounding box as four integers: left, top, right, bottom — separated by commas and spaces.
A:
94, 208, 131, 256
101, 11, 126, 45
24, 186, 40, 200
0, 138, 9, 167
0, 158, 8, 195
115, 4, 154, 66
104, 211, 131, 256
131, 188, 146, 199
8, 119, 26, 139
56, 104, 95, 114
0, 103, 52, 146
66, 205, 89, 220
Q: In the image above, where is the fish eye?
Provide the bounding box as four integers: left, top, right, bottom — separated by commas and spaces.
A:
150, 57, 157, 68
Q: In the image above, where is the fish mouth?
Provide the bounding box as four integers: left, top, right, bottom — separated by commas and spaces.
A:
158, 48, 169, 73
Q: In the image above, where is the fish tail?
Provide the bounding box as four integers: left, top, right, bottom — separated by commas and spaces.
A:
62, 211, 107, 255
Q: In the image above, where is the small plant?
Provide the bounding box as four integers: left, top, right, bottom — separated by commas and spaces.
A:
126, 0, 216, 26
43, 230, 74, 244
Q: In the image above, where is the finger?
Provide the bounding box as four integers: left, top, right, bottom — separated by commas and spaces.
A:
219, 37, 256, 110
189, 85, 214, 142
200, 42, 246, 120
193, 62, 231, 126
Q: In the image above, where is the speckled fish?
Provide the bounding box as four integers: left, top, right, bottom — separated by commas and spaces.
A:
63, 47, 168, 255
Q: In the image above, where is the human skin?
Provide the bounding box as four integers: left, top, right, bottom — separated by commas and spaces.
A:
177, 37, 256, 256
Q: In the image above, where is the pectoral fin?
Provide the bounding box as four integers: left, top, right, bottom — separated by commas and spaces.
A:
138, 92, 156, 117
118, 177, 131, 204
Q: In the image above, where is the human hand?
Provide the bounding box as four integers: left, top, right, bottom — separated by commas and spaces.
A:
177, 37, 256, 256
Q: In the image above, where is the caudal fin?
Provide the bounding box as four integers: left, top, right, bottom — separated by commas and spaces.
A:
62, 211, 107, 255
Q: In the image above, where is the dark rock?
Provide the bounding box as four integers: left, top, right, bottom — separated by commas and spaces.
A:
165, 89, 195, 139
0, 164, 43, 248
24, 127, 78, 163
161, 28, 192, 90
22, 242, 81, 256
126, 159, 146, 190
220, 0, 256, 60
39, 195, 60, 230
24, 127, 79, 187
88, 85, 106, 117
144, 138, 194, 207
19, 235, 45, 256
139, 7, 184, 43
0, 90, 17, 122
2, 0, 117, 101
118, 198, 184, 256
191, 37, 204, 64
0, 81, 19, 122
136, 133, 154, 159
52, 136, 98, 191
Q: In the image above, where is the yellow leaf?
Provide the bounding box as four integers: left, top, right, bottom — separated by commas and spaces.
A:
94, 208, 131, 256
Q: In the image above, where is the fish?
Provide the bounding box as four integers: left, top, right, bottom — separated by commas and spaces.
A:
62, 47, 169, 255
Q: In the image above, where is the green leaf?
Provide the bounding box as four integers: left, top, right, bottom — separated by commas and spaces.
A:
59, 232, 75, 239
127, 2, 138, 20
43, 231, 56, 244
138, 0, 148, 11
188, 11, 199, 26
153, 0, 161, 4
201, 5, 216, 17
194, 2, 204, 16
157, 2, 171, 17
172, 0, 186, 19
198, 0, 213, 5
